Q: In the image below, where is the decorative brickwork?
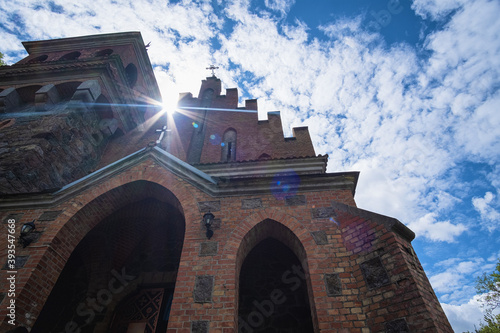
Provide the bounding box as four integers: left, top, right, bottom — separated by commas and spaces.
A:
197, 200, 221, 212
194, 276, 214, 303
361, 256, 391, 289
285, 194, 306, 206
311, 230, 328, 245
324, 273, 342, 296
199, 242, 218, 256
191, 320, 209, 333
3, 256, 29, 269
311, 206, 336, 219
38, 210, 62, 221
241, 198, 262, 209
385, 318, 410, 332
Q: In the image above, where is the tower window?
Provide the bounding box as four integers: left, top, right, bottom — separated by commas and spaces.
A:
95, 49, 114, 57
221, 129, 237, 162
125, 63, 138, 88
59, 51, 81, 61
27, 55, 48, 64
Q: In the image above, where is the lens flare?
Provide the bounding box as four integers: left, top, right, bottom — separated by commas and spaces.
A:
163, 107, 176, 115
329, 217, 340, 226
271, 170, 300, 200
209, 133, 221, 145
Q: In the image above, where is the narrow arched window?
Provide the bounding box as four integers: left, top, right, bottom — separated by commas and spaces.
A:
59, 51, 81, 61
27, 54, 48, 64
201, 88, 214, 106
94, 49, 113, 57
125, 63, 138, 88
221, 129, 237, 162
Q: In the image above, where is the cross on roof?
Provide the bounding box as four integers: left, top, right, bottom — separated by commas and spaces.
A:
206, 65, 219, 77
155, 125, 171, 146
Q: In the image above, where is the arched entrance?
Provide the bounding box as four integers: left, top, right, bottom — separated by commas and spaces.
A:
237, 220, 316, 333
31, 181, 185, 333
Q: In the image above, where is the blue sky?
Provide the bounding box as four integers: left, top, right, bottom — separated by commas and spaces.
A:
1, 0, 499, 330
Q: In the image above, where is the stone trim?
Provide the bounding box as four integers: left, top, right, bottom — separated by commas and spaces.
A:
241, 198, 262, 209
331, 201, 415, 242
285, 195, 306, 206
325, 273, 342, 296
311, 231, 328, 245
360, 257, 390, 290
193, 275, 214, 303
3, 255, 29, 269
191, 321, 209, 333
385, 318, 410, 332
199, 242, 218, 256
311, 207, 336, 219
197, 201, 221, 212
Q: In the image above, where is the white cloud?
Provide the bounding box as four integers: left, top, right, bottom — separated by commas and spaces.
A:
428, 256, 498, 308
473, 192, 500, 232
408, 213, 466, 242
431, 271, 464, 293
442, 290, 500, 332
264, 0, 295, 16
411, 0, 470, 20
216, 0, 500, 243
441, 296, 486, 332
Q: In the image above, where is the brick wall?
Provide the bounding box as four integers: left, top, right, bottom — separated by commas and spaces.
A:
0, 33, 451, 333
0, 158, 452, 332
0, 102, 105, 194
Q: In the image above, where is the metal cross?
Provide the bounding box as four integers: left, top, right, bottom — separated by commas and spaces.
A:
206, 65, 219, 77
155, 125, 171, 147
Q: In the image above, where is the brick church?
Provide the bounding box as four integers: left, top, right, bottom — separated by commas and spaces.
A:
0, 32, 453, 332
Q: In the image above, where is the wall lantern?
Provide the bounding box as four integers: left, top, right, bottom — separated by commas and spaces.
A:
203, 212, 215, 239
19, 220, 36, 248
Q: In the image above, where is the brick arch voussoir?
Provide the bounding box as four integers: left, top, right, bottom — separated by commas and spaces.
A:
18, 168, 192, 325
227, 208, 320, 333
57, 169, 190, 243
224, 207, 316, 266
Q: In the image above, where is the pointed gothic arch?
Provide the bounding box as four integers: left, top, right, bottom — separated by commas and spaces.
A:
221, 128, 237, 162
55, 81, 83, 101
234, 218, 318, 333
29, 180, 186, 332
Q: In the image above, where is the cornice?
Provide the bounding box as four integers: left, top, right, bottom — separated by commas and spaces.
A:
0, 147, 358, 210
196, 155, 328, 178
0, 59, 116, 85
330, 201, 416, 242
22, 32, 144, 54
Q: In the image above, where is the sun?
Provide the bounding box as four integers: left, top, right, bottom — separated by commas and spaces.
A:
162, 103, 177, 115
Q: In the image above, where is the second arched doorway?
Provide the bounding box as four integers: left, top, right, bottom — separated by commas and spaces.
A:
237, 219, 316, 333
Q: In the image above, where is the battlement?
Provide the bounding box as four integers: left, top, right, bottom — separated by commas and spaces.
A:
174, 79, 317, 164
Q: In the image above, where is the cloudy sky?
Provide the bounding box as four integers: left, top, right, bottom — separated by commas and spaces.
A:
1, 0, 499, 330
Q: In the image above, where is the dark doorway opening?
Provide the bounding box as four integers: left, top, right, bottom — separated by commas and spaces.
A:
32, 195, 185, 333
238, 238, 314, 333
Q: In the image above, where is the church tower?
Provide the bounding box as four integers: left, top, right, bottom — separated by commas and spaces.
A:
0, 32, 453, 332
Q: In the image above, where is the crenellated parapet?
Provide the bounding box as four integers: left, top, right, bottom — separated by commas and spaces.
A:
174, 77, 316, 165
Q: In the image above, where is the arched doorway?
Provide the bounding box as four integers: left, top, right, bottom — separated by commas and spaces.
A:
237, 220, 316, 333
31, 181, 185, 333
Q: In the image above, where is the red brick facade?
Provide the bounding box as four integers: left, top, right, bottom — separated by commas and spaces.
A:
0, 32, 452, 332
